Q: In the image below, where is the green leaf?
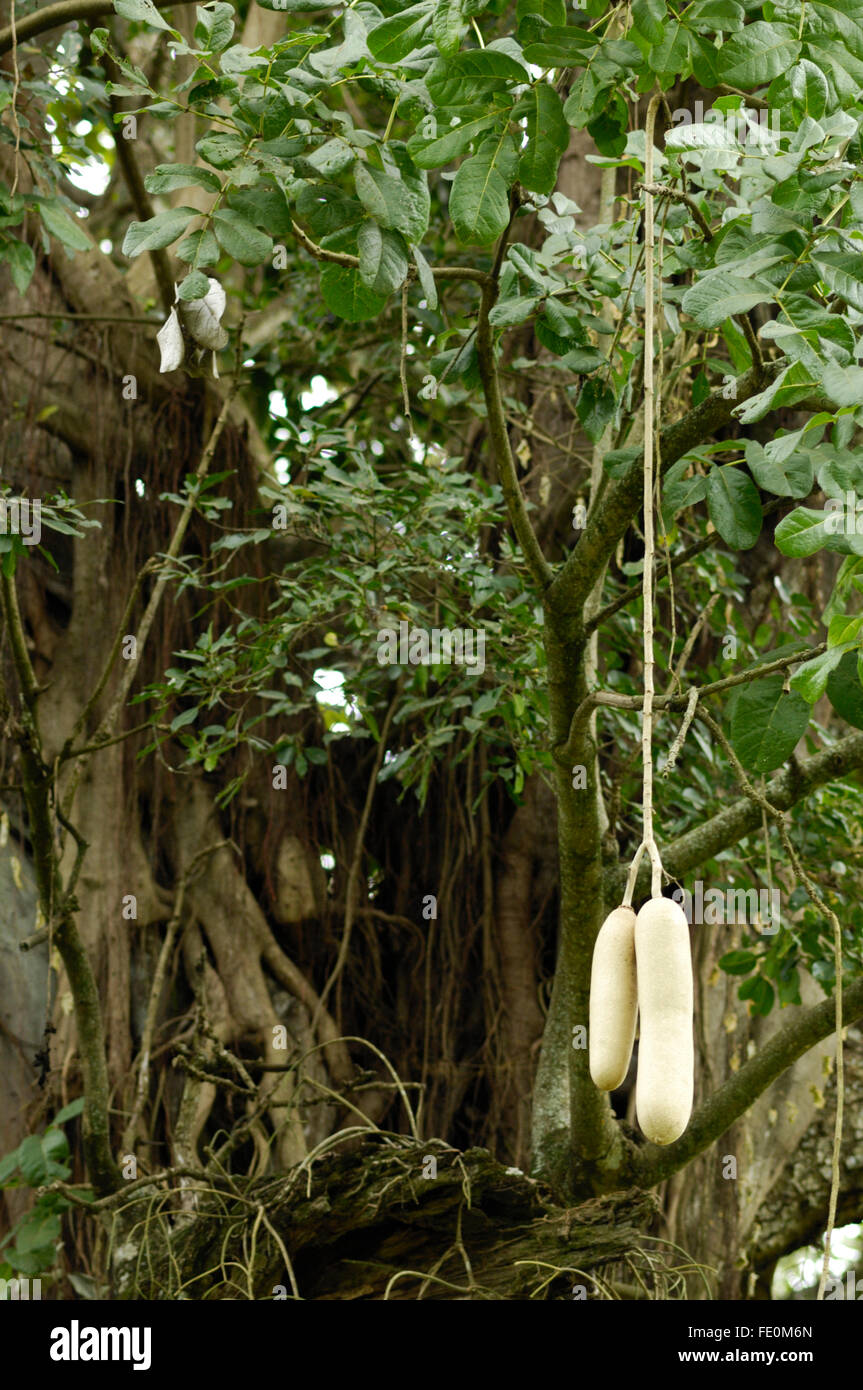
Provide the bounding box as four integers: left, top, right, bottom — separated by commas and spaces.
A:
587, 92, 629, 158
114, 0, 176, 32
662, 461, 708, 521
407, 111, 502, 169
722, 319, 752, 374
790, 646, 846, 703
576, 378, 616, 443
563, 68, 614, 128
768, 59, 829, 121
517, 0, 565, 25
1, 238, 35, 295
388, 146, 431, 243
36, 200, 91, 252
706, 466, 762, 550
828, 613, 863, 648
178, 271, 212, 300
488, 294, 542, 327
646, 17, 691, 82
559, 347, 604, 374
730, 674, 810, 773
355, 160, 428, 242
733, 361, 819, 424
603, 446, 641, 479
17, 1136, 48, 1187
687, 0, 744, 32
819, 363, 863, 409
631, 0, 667, 45
813, 251, 863, 313
526, 28, 636, 69
52, 1098, 85, 1126
171, 707, 199, 732
777, 969, 801, 1007
744, 440, 814, 498
412, 244, 438, 309
144, 164, 221, 195
122, 207, 196, 257
432, 0, 468, 55
535, 311, 573, 356
176, 227, 220, 266
426, 49, 527, 105
194, 0, 234, 52
41, 1128, 69, 1166
543, 298, 586, 339
717, 21, 801, 88
212, 209, 272, 265
196, 132, 246, 169
826, 650, 863, 729
368, 3, 434, 63
775, 506, 863, 559
0, 1148, 20, 1184
515, 84, 568, 195
228, 187, 294, 237
681, 274, 775, 328
738, 975, 775, 1016
320, 265, 387, 322
449, 140, 512, 245
357, 222, 409, 295
718, 948, 757, 976
15, 1209, 61, 1255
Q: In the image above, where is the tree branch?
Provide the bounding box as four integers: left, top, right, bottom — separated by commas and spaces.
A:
631, 975, 863, 1186
290, 220, 490, 286
558, 643, 826, 766
587, 498, 784, 634
0, 0, 198, 56
605, 727, 863, 901
475, 272, 553, 591
546, 359, 785, 622
1, 575, 120, 1195
0, 570, 41, 711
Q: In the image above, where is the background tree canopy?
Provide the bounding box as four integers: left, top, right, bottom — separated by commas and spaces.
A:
1, 0, 863, 1305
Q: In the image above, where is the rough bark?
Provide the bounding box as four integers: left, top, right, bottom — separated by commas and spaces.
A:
130, 1138, 663, 1300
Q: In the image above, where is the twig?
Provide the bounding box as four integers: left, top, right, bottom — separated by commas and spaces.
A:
557, 643, 827, 764
661, 688, 699, 780
291, 219, 359, 268
0, 312, 157, 323
399, 282, 413, 434
20, 927, 49, 952
8, 0, 22, 197
0, 0, 197, 55
636, 182, 712, 240
475, 271, 553, 590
